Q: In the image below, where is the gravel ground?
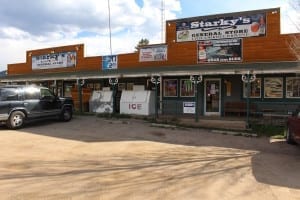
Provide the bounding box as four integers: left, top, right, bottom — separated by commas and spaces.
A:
0, 115, 300, 200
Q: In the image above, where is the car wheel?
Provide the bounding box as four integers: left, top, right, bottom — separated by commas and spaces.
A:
286, 127, 296, 144
60, 108, 72, 122
7, 111, 25, 129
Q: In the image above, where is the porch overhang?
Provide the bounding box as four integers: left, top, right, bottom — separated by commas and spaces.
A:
1, 61, 300, 82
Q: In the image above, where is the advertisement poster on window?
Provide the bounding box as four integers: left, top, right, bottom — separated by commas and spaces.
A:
197, 39, 242, 63
164, 79, 178, 97
176, 13, 266, 42
264, 78, 283, 98
32, 51, 76, 70
180, 79, 194, 97
139, 45, 167, 62
183, 102, 196, 114
102, 55, 118, 70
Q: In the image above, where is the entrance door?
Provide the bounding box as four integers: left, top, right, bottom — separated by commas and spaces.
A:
204, 79, 221, 116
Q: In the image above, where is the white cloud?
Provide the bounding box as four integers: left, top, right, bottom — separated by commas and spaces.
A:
0, 27, 30, 39
0, 0, 298, 72
281, 0, 300, 33
0, 0, 181, 71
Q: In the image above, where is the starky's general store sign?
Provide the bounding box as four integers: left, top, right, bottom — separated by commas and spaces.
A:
176, 12, 266, 42
32, 51, 76, 70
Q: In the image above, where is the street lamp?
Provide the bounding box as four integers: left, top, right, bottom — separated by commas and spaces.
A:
190, 75, 203, 122
241, 71, 256, 129
109, 78, 118, 114
76, 79, 85, 113
151, 76, 161, 120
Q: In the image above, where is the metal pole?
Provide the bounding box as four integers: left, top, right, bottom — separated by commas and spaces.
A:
246, 79, 250, 129
107, 0, 113, 56
242, 71, 256, 129
112, 84, 116, 114
77, 79, 83, 113
151, 76, 161, 121
190, 75, 202, 122
109, 78, 118, 115
195, 81, 199, 122
155, 80, 158, 120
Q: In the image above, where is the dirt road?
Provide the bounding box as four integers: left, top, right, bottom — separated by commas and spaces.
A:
0, 116, 300, 200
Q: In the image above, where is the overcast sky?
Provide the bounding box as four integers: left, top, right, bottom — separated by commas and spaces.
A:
0, 0, 298, 71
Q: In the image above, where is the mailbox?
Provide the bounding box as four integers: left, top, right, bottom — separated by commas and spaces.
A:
120, 90, 155, 115
89, 90, 113, 113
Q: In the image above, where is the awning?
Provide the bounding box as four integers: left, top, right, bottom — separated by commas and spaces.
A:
1, 61, 300, 82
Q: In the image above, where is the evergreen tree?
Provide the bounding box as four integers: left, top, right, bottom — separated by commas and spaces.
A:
135, 38, 149, 51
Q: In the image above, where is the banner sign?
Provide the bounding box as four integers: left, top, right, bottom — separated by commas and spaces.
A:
139, 45, 167, 62
102, 55, 118, 70
32, 51, 76, 70
197, 39, 242, 63
183, 102, 195, 114
176, 13, 266, 42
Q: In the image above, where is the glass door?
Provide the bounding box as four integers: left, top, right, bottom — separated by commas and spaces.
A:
204, 79, 221, 116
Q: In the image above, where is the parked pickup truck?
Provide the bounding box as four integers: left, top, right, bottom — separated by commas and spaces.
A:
286, 110, 300, 145
0, 85, 74, 129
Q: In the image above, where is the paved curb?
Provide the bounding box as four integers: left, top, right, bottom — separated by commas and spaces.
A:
211, 130, 258, 137
151, 123, 177, 129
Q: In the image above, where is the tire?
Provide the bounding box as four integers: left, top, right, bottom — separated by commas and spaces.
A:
60, 108, 72, 122
286, 127, 296, 144
7, 111, 25, 129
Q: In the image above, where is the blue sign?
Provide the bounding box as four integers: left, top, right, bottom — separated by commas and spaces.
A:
102, 55, 118, 70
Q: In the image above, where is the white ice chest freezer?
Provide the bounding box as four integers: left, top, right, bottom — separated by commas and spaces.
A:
89, 90, 113, 113
120, 90, 155, 116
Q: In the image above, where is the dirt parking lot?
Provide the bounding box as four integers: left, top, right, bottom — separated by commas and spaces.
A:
0, 115, 300, 200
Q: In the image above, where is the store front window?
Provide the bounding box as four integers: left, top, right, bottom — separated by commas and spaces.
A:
180, 79, 194, 97
163, 79, 178, 97
264, 77, 283, 98
243, 78, 261, 98
286, 77, 300, 98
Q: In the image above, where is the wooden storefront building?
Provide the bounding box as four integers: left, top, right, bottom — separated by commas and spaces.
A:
1, 7, 300, 119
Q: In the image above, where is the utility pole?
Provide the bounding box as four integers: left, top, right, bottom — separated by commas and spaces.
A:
161, 0, 165, 43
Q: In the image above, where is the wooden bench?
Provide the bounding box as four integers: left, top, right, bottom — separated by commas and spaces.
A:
224, 102, 257, 116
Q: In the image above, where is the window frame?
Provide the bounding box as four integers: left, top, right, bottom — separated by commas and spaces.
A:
243, 78, 261, 98
286, 77, 300, 98
264, 77, 283, 98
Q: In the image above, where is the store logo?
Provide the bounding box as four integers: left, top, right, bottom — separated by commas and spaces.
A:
190, 17, 251, 30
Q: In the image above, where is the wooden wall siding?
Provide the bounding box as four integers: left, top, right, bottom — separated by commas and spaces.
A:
77, 56, 101, 71
167, 42, 197, 66
7, 9, 299, 76
118, 53, 139, 69
265, 10, 281, 37
7, 63, 30, 75
165, 22, 177, 45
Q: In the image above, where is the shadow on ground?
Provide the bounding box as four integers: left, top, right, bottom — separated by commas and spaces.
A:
1, 115, 300, 191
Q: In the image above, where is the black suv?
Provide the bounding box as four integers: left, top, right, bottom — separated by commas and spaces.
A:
0, 84, 74, 129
